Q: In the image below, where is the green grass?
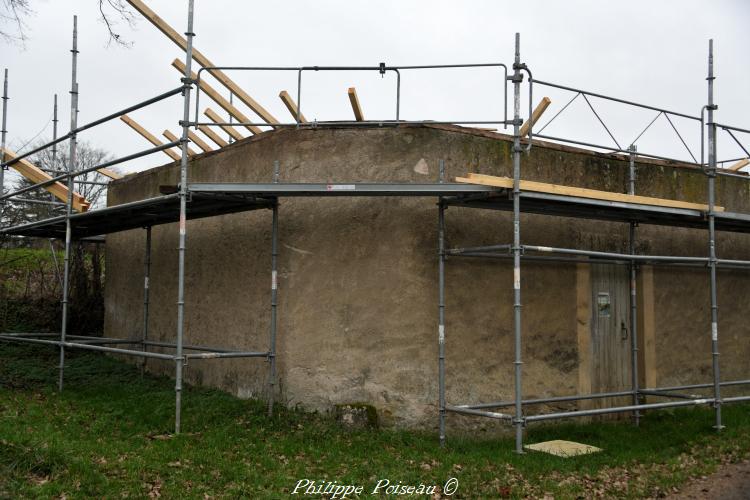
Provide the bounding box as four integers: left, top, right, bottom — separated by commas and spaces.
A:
0, 343, 748, 499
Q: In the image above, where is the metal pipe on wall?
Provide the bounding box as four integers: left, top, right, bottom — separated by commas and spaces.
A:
267, 160, 279, 417
438, 159, 446, 447
628, 144, 641, 426
142, 226, 152, 376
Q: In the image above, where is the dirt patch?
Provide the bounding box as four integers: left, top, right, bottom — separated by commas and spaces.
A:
667, 459, 750, 499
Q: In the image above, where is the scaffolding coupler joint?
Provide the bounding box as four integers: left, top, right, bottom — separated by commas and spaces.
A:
379, 62, 386, 77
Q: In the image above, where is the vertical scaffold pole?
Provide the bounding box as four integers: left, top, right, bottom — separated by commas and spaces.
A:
706, 39, 722, 431
267, 160, 279, 417
52, 95, 58, 164
228, 92, 235, 144
511, 33, 524, 454
438, 158, 446, 447
51, 94, 59, 202
1, 68, 8, 194
142, 226, 152, 376
59, 15, 79, 392
628, 144, 640, 426
174, 0, 195, 434
48, 95, 60, 279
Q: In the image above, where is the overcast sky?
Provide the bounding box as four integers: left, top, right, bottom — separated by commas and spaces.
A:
1, 0, 749, 181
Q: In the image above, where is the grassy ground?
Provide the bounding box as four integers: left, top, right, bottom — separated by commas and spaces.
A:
0, 343, 749, 499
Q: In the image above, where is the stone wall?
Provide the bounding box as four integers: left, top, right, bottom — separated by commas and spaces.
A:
104, 125, 750, 429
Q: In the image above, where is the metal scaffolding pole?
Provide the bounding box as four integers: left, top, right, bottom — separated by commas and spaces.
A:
267, 160, 279, 417
511, 33, 524, 454
59, 16, 79, 392
174, 0, 196, 434
438, 158, 446, 447
706, 39, 723, 431
628, 144, 641, 425
48, 94, 62, 290
142, 226, 152, 376
50, 94, 59, 206
1, 68, 8, 195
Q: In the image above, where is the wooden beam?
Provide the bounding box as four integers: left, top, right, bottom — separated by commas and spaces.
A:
171, 58, 262, 135
120, 115, 181, 162
187, 130, 213, 153
204, 108, 244, 142
163, 130, 198, 156
520, 97, 551, 137
95, 167, 122, 180
347, 87, 364, 121
279, 90, 307, 122
198, 125, 228, 148
455, 172, 724, 212
127, 0, 278, 125
728, 158, 750, 172
0, 147, 90, 212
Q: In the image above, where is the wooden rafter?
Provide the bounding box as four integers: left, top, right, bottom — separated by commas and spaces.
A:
279, 90, 307, 122
187, 130, 213, 153
204, 108, 244, 142
127, 0, 279, 125
171, 58, 262, 135
0, 147, 90, 212
120, 115, 181, 162
728, 158, 749, 172
347, 87, 364, 121
520, 97, 551, 137
456, 172, 724, 212
163, 130, 198, 156
198, 125, 228, 148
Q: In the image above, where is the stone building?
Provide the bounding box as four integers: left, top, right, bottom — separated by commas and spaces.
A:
104, 124, 750, 429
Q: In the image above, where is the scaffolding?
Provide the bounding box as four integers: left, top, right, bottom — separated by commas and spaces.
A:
1, 1, 749, 452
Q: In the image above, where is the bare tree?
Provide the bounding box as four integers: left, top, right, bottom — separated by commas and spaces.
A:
0, 0, 135, 47
2, 139, 117, 232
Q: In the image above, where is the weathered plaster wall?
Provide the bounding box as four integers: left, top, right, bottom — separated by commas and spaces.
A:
104, 125, 750, 429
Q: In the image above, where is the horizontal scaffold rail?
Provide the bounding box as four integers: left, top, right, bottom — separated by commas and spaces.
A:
7, 180, 750, 239
188, 182, 498, 196
0, 333, 267, 361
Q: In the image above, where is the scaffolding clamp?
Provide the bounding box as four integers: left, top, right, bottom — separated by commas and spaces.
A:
379, 62, 386, 77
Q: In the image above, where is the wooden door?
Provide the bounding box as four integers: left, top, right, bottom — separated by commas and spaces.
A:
590, 263, 630, 396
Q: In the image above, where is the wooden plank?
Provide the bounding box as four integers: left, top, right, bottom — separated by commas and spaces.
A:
576, 262, 592, 412
162, 130, 198, 156
456, 173, 724, 212
519, 97, 551, 137
127, 0, 278, 125
204, 108, 244, 142
120, 115, 181, 162
172, 58, 262, 135
637, 265, 657, 393
187, 130, 213, 153
278, 90, 307, 122
95, 167, 122, 180
198, 125, 228, 148
0, 147, 89, 212
347, 87, 364, 121
728, 158, 749, 172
